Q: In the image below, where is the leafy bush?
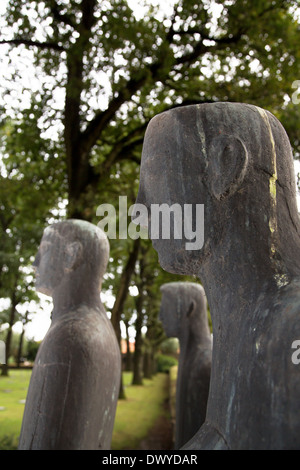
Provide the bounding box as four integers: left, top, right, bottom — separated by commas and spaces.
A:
156, 354, 178, 374
26, 340, 41, 362
160, 338, 179, 356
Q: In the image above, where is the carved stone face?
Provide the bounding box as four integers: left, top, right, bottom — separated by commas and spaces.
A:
33, 220, 110, 299
159, 282, 208, 342
136, 105, 211, 275
136, 102, 294, 276
159, 290, 181, 338
32, 228, 66, 297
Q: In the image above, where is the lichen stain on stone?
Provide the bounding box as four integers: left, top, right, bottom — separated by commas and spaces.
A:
269, 221, 276, 234
274, 273, 289, 288
269, 174, 277, 201
256, 107, 280, 262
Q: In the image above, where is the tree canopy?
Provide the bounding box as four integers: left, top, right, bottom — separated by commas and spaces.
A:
1, 0, 300, 212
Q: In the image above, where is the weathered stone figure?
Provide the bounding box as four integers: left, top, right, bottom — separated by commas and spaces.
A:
135, 102, 300, 449
159, 282, 212, 449
18, 220, 121, 450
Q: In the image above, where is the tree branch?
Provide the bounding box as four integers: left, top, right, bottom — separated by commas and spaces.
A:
172, 28, 244, 44
0, 38, 65, 51
174, 41, 210, 66
174, 28, 246, 66
85, 126, 147, 192
80, 0, 98, 30
49, 0, 77, 28
80, 5, 247, 164
64, 0, 97, 198
111, 238, 141, 341
81, 73, 149, 159
118, 147, 143, 165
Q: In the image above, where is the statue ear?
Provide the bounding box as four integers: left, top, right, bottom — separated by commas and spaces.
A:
186, 300, 196, 318
64, 241, 83, 272
208, 135, 248, 200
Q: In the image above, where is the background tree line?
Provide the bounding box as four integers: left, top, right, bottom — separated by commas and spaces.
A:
0, 0, 299, 390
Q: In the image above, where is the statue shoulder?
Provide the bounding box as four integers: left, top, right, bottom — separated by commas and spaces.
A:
36, 305, 119, 364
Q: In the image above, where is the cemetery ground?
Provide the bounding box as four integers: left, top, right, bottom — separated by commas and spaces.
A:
0, 368, 176, 450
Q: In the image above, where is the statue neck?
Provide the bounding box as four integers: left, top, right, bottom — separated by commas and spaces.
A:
196, 201, 300, 349
179, 326, 211, 355
199, 188, 300, 326
51, 271, 102, 320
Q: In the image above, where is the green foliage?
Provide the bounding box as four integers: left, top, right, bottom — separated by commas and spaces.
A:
156, 354, 178, 373
160, 337, 180, 356
0, 115, 63, 365
25, 339, 40, 362
0, 434, 18, 450
0, 369, 31, 449
0, 330, 39, 363
2, 0, 300, 170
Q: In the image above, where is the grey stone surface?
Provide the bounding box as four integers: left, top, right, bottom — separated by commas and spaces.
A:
135, 102, 300, 449
18, 219, 121, 450
160, 282, 212, 449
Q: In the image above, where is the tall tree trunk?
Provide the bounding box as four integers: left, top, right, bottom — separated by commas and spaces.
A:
1, 282, 18, 376
110, 239, 140, 398
124, 319, 133, 371
16, 312, 28, 368
132, 282, 144, 386
143, 343, 154, 379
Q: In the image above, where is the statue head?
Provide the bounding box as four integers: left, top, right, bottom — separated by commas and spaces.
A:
33, 219, 109, 298
159, 282, 208, 340
135, 102, 299, 278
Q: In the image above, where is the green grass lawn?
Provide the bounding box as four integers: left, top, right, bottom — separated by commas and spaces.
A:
0, 369, 31, 449
0, 369, 172, 450
111, 372, 170, 450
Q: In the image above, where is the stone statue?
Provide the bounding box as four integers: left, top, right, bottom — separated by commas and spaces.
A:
18, 219, 121, 450
134, 102, 300, 449
159, 282, 212, 449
